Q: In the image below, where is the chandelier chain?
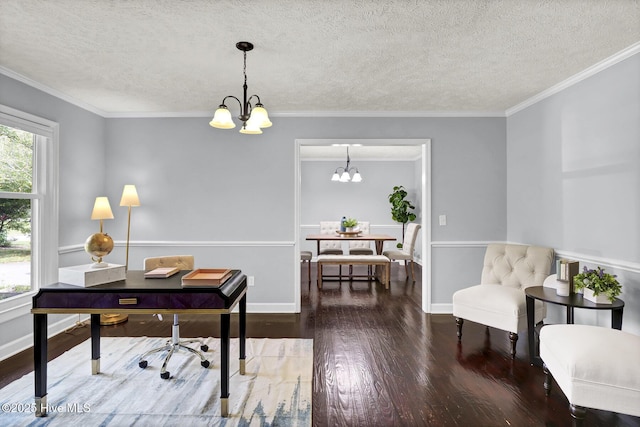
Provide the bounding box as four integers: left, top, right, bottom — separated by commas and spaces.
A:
243, 51, 247, 87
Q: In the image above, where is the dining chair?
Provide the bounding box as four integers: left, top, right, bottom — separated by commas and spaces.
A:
301, 250, 312, 282
348, 221, 373, 276
382, 223, 421, 281
319, 221, 343, 254
138, 255, 210, 379
319, 221, 344, 277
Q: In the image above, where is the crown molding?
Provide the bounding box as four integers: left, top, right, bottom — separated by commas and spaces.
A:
506, 42, 640, 116
272, 110, 506, 118
103, 110, 214, 118
0, 66, 108, 117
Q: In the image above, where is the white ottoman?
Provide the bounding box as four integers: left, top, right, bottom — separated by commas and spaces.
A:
540, 324, 640, 421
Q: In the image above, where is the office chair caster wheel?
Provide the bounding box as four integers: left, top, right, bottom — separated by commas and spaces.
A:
201, 360, 210, 368
160, 371, 170, 379
201, 345, 209, 352
139, 360, 148, 369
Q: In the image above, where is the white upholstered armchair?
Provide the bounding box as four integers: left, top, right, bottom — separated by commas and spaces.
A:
452, 243, 554, 358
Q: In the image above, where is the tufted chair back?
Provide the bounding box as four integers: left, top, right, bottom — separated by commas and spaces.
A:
349, 221, 371, 250
401, 223, 421, 256
480, 244, 553, 290
144, 255, 194, 271
319, 221, 342, 252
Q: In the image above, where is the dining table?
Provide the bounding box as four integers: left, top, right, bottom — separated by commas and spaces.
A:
305, 233, 396, 255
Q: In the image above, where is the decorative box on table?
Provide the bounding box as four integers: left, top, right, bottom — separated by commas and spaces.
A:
555, 259, 579, 296
59, 264, 126, 287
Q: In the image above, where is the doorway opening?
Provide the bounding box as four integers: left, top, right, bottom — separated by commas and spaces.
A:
294, 139, 431, 313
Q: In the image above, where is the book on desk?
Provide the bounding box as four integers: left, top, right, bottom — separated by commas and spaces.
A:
144, 267, 180, 278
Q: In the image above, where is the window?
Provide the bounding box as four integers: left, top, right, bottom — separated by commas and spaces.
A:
0, 105, 58, 307
0, 125, 34, 298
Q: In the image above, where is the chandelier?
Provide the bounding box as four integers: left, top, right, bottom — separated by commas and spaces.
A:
209, 41, 272, 134
331, 146, 362, 182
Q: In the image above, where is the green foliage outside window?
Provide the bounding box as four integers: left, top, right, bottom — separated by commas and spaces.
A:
0, 125, 33, 247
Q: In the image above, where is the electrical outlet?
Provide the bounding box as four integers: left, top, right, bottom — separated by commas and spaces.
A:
439, 214, 447, 226
247, 276, 255, 286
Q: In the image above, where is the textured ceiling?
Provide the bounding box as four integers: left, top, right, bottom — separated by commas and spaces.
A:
0, 0, 639, 116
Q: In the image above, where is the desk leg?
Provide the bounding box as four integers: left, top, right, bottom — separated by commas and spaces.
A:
220, 313, 230, 417
526, 296, 541, 367
91, 314, 100, 374
239, 294, 246, 375
34, 313, 47, 417
567, 306, 574, 324
612, 307, 623, 330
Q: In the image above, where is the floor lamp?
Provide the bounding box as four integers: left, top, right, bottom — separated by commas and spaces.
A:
99, 185, 140, 326
120, 184, 141, 271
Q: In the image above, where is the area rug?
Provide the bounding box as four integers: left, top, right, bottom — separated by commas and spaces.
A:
0, 337, 312, 426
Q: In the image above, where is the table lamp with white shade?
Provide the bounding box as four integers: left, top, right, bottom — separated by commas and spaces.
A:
84, 196, 114, 268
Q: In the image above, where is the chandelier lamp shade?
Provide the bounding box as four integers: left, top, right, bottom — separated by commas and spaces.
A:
209, 41, 272, 134
331, 146, 362, 183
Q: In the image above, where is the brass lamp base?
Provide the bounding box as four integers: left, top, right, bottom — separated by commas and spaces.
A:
100, 313, 128, 325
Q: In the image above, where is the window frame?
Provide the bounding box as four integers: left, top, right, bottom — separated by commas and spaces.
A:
0, 104, 58, 317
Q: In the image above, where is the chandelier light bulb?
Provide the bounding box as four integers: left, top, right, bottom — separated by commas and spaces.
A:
250, 104, 272, 128
239, 120, 262, 134
210, 106, 236, 129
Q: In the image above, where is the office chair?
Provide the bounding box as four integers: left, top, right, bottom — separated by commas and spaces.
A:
138, 255, 210, 379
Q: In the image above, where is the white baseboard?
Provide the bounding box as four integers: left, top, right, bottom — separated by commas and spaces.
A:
430, 303, 453, 314
0, 314, 87, 362
246, 303, 298, 313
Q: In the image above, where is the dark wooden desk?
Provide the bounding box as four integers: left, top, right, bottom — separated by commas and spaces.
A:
31, 270, 247, 417
305, 233, 396, 255
525, 286, 624, 367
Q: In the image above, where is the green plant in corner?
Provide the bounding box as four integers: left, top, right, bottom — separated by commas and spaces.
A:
388, 185, 416, 248
573, 266, 622, 302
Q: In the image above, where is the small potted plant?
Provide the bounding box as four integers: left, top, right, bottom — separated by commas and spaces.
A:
342, 218, 359, 232
573, 266, 622, 303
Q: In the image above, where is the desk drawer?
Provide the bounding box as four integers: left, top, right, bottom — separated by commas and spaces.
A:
33, 291, 227, 310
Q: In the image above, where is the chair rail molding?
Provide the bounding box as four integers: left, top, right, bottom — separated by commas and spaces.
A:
554, 249, 640, 275
60, 240, 296, 253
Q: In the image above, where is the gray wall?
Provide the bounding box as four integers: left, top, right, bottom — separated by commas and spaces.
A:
103, 117, 506, 309
507, 53, 640, 335
0, 71, 507, 356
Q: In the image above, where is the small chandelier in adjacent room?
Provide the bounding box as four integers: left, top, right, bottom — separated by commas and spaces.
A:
209, 41, 272, 134
331, 146, 362, 182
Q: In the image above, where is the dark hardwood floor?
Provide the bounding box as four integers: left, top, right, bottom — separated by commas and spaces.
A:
1, 263, 638, 426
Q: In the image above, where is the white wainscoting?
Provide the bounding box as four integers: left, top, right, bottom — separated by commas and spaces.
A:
430, 241, 640, 315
